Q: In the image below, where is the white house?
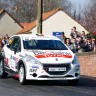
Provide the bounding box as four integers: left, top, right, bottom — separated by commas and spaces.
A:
16, 9, 89, 38
0, 9, 23, 38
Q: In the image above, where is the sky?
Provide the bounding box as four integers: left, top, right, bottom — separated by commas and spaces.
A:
69, 0, 90, 5
69, 0, 90, 10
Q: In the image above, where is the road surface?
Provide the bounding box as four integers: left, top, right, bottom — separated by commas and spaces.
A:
0, 76, 96, 96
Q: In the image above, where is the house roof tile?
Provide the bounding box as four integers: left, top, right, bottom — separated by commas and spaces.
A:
20, 23, 29, 28
0, 9, 4, 14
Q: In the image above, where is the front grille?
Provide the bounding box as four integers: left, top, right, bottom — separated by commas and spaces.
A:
43, 63, 71, 75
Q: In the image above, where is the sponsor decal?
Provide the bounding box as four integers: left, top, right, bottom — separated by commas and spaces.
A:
11, 66, 14, 69
10, 55, 18, 62
30, 69, 37, 72
32, 66, 39, 69
29, 66, 39, 72
34, 51, 72, 58
5, 58, 8, 65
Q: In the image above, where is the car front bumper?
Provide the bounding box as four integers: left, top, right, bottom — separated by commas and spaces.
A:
26, 64, 80, 80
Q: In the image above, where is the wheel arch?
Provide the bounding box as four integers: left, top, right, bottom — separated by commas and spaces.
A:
18, 59, 26, 70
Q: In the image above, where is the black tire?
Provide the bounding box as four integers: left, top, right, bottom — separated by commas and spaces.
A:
0, 58, 8, 78
19, 64, 27, 85
67, 79, 79, 86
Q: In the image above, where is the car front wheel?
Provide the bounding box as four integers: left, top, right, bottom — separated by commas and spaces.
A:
19, 64, 26, 85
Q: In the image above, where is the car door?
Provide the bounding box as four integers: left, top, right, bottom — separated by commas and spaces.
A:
9, 36, 21, 72
3, 37, 15, 69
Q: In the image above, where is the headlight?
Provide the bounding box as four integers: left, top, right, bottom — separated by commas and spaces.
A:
72, 55, 79, 65
25, 54, 41, 64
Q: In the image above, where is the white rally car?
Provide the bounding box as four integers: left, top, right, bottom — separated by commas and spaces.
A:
0, 34, 80, 85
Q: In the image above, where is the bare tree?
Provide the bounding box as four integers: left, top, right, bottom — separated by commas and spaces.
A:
0, 0, 72, 22
43, 0, 72, 13
13, 0, 37, 22
83, 0, 96, 32
0, 0, 37, 22
15, 0, 72, 22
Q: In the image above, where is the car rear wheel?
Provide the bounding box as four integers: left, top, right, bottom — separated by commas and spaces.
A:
67, 79, 79, 86
0, 58, 8, 78
19, 64, 26, 85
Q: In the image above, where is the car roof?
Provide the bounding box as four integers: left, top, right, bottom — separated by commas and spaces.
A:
13, 34, 60, 40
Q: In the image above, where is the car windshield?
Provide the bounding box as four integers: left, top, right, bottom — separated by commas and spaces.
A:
23, 40, 68, 50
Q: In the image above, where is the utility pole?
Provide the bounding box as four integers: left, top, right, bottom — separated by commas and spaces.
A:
37, 0, 43, 35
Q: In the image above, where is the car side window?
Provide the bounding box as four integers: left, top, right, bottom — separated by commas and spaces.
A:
7, 37, 21, 52
7, 37, 14, 49
10, 37, 21, 52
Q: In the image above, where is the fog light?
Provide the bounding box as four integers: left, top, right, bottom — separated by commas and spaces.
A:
33, 73, 37, 77
75, 73, 79, 77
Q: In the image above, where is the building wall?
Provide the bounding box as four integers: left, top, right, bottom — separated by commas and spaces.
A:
32, 11, 89, 37
0, 12, 22, 37
77, 52, 96, 78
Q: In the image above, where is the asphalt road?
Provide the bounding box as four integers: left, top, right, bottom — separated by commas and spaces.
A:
0, 76, 96, 96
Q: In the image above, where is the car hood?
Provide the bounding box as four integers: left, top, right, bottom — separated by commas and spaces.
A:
25, 50, 74, 64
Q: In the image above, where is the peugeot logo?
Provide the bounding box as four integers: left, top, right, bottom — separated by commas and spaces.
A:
55, 58, 58, 61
